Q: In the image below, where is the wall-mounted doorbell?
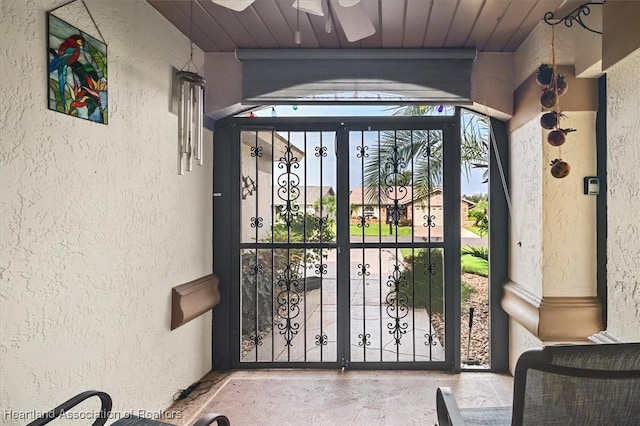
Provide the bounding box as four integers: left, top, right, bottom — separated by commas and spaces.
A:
584, 177, 599, 195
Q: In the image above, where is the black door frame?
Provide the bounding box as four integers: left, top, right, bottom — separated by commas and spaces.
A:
338, 116, 461, 371
212, 110, 509, 372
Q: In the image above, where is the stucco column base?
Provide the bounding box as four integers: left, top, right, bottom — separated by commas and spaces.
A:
502, 281, 603, 342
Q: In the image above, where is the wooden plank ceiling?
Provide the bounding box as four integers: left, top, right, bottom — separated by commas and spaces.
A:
147, 0, 574, 53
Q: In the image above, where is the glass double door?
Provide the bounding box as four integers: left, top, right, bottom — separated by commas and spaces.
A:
232, 117, 460, 370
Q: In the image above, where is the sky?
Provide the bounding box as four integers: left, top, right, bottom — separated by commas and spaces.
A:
253, 104, 488, 196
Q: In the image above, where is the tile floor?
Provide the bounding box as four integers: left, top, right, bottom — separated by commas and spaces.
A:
168, 369, 513, 426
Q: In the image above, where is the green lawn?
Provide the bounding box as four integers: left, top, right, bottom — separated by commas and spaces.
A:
350, 223, 413, 237
461, 254, 489, 276
400, 248, 413, 259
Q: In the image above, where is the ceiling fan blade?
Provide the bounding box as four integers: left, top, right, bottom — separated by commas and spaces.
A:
330, 0, 375, 42
338, 0, 360, 6
292, 0, 325, 17
211, 0, 255, 11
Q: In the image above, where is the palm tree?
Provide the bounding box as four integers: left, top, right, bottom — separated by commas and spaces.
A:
362, 106, 489, 203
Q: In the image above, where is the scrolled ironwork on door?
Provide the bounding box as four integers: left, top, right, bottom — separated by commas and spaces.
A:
386, 264, 409, 344
276, 144, 301, 226
275, 262, 301, 346
238, 122, 451, 367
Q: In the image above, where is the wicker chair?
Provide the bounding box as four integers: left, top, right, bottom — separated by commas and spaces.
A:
436, 343, 640, 426
27, 390, 229, 426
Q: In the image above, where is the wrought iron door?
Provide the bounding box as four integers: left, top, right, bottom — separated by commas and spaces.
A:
225, 116, 460, 370
238, 126, 339, 365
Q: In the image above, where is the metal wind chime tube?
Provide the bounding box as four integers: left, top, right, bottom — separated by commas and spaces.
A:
196, 84, 204, 166
178, 76, 185, 175
187, 79, 193, 172
177, 70, 206, 175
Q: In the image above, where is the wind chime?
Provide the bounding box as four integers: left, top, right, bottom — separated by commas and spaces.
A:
177, 0, 206, 175
537, 25, 575, 179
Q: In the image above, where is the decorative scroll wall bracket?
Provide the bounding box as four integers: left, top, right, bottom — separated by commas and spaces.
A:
544, 1, 604, 35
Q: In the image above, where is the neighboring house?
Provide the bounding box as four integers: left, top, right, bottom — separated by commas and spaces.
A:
240, 131, 305, 242
241, 133, 335, 240
406, 188, 476, 226
349, 185, 412, 222
273, 185, 335, 221
349, 186, 475, 226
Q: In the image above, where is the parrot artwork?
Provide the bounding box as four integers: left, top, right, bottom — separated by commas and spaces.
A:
48, 34, 86, 111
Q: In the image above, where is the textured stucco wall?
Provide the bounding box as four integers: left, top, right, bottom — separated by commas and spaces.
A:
509, 320, 542, 373
508, 120, 543, 297
510, 21, 578, 299
471, 52, 515, 118
0, 0, 213, 421
508, 112, 598, 369
574, 41, 602, 77
606, 47, 640, 341
542, 112, 597, 297
572, 6, 602, 78
508, 20, 600, 369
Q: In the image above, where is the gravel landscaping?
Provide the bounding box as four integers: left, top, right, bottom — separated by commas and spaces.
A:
461, 273, 490, 366
430, 273, 489, 367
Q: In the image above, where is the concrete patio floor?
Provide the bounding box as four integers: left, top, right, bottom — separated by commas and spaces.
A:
203, 235, 503, 425
168, 369, 513, 426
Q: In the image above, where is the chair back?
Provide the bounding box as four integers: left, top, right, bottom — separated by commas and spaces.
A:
512, 343, 640, 426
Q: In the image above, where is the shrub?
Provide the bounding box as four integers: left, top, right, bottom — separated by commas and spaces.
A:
468, 201, 488, 236
398, 218, 413, 227
462, 245, 489, 261
403, 249, 475, 314
241, 251, 274, 335
468, 208, 485, 224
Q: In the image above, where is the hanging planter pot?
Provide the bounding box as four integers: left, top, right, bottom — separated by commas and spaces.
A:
540, 111, 564, 130
536, 64, 554, 86
547, 128, 576, 146
550, 158, 571, 178
540, 89, 558, 109
556, 74, 568, 96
